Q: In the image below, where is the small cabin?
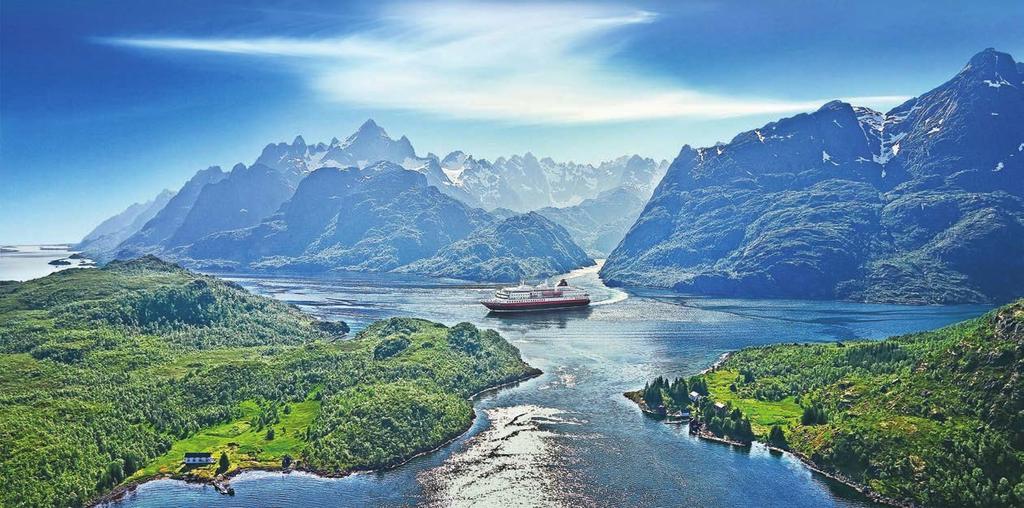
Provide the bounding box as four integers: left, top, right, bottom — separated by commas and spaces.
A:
184, 452, 215, 465
713, 402, 727, 414
689, 391, 701, 402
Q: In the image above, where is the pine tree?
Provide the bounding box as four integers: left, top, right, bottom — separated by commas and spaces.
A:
768, 425, 787, 449
218, 452, 230, 474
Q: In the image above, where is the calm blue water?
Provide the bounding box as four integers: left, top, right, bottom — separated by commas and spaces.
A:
103, 264, 990, 508
0, 245, 92, 281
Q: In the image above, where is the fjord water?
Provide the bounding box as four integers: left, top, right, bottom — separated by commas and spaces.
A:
106, 264, 988, 508
0, 245, 90, 281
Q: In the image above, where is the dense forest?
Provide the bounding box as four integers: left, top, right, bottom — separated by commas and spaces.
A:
632, 300, 1024, 507
0, 256, 538, 507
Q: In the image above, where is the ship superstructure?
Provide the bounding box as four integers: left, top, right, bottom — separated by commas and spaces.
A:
481, 279, 590, 312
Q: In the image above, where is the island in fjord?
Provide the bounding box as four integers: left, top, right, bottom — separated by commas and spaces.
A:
0, 257, 539, 507
629, 299, 1024, 507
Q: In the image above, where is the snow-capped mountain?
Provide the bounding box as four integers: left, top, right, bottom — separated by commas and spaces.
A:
82, 117, 666, 273
439, 151, 668, 211
255, 118, 668, 212
213, 116, 669, 217
603, 48, 1024, 304
255, 120, 419, 181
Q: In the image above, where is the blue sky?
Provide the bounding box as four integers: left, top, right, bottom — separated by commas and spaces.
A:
2, 0, 1022, 243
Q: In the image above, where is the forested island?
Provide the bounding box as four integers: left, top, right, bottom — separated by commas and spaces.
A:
629, 300, 1024, 507
0, 256, 539, 507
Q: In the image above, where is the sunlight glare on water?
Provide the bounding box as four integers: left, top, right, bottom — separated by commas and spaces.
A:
103, 263, 990, 508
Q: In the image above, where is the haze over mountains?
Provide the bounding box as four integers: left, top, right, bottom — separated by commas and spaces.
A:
79, 48, 1022, 303
603, 48, 1024, 304
76, 189, 175, 255
79, 119, 639, 281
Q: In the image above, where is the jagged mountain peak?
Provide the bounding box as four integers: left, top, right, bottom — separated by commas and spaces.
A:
962, 47, 1020, 77
817, 99, 854, 112
441, 150, 466, 165
603, 47, 1024, 305
351, 118, 385, 138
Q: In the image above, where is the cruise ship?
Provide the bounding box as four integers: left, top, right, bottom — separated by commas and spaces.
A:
481, 279, 591, 312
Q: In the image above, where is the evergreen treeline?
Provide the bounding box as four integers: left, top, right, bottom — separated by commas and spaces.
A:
0, 257, 537, 507
635, 300, 1024, 507
695, 399, 756, 443
638, 375, 708, 412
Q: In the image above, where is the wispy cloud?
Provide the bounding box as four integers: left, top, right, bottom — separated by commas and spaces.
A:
100, 1, 909, 124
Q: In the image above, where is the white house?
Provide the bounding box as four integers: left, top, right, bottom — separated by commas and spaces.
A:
184, 452, 215, 465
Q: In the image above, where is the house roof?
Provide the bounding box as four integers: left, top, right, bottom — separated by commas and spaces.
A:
184, 452, 212, 458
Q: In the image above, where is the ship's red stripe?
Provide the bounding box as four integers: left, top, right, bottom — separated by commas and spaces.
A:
482, 298, 590, 310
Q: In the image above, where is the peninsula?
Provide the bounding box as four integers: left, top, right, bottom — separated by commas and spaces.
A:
0, 256, 539, 507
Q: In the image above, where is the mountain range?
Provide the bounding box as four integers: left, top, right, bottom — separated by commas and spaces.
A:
81, 119, 649, 281
80, 48, 1022, 301
439, 151, 667, 211
602, 48, 1024, 304
249, 118, 667, 212
76, 189, 175, 254
535, 187, 648, 257
184, 162, 492, 271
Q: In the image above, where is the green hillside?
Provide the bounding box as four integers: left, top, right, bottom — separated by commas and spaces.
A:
0, 256, 538, 507
633, 300, 1024, 506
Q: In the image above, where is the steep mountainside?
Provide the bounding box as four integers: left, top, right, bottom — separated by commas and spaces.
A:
635, 300, 1024, 506
184, 162, 494, 272
398, 212, 595, 282
537, 187, 647, 257
75, 189, 175, 254
604, 48, 1024, 304
165, 163, 294, 248
82, 117, 665, 271
115, 166, 227, 259
96, 122, 446, 261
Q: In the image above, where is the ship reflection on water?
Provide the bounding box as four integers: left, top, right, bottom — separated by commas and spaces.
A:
487, 305, 594, 328
103, 264, 988, 508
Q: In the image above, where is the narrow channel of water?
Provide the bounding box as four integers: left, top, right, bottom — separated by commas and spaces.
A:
103, 263, 989, 507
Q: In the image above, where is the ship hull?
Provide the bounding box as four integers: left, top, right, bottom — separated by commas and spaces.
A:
481, 298, 591, 312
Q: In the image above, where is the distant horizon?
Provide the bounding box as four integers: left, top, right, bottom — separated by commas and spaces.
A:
3, 0, 1023, 243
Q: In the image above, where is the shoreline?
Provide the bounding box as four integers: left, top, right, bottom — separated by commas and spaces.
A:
625, 356, 914, 508
90, 369, 542, 507
700, 351, 731, 374
779, 448, 913, 508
